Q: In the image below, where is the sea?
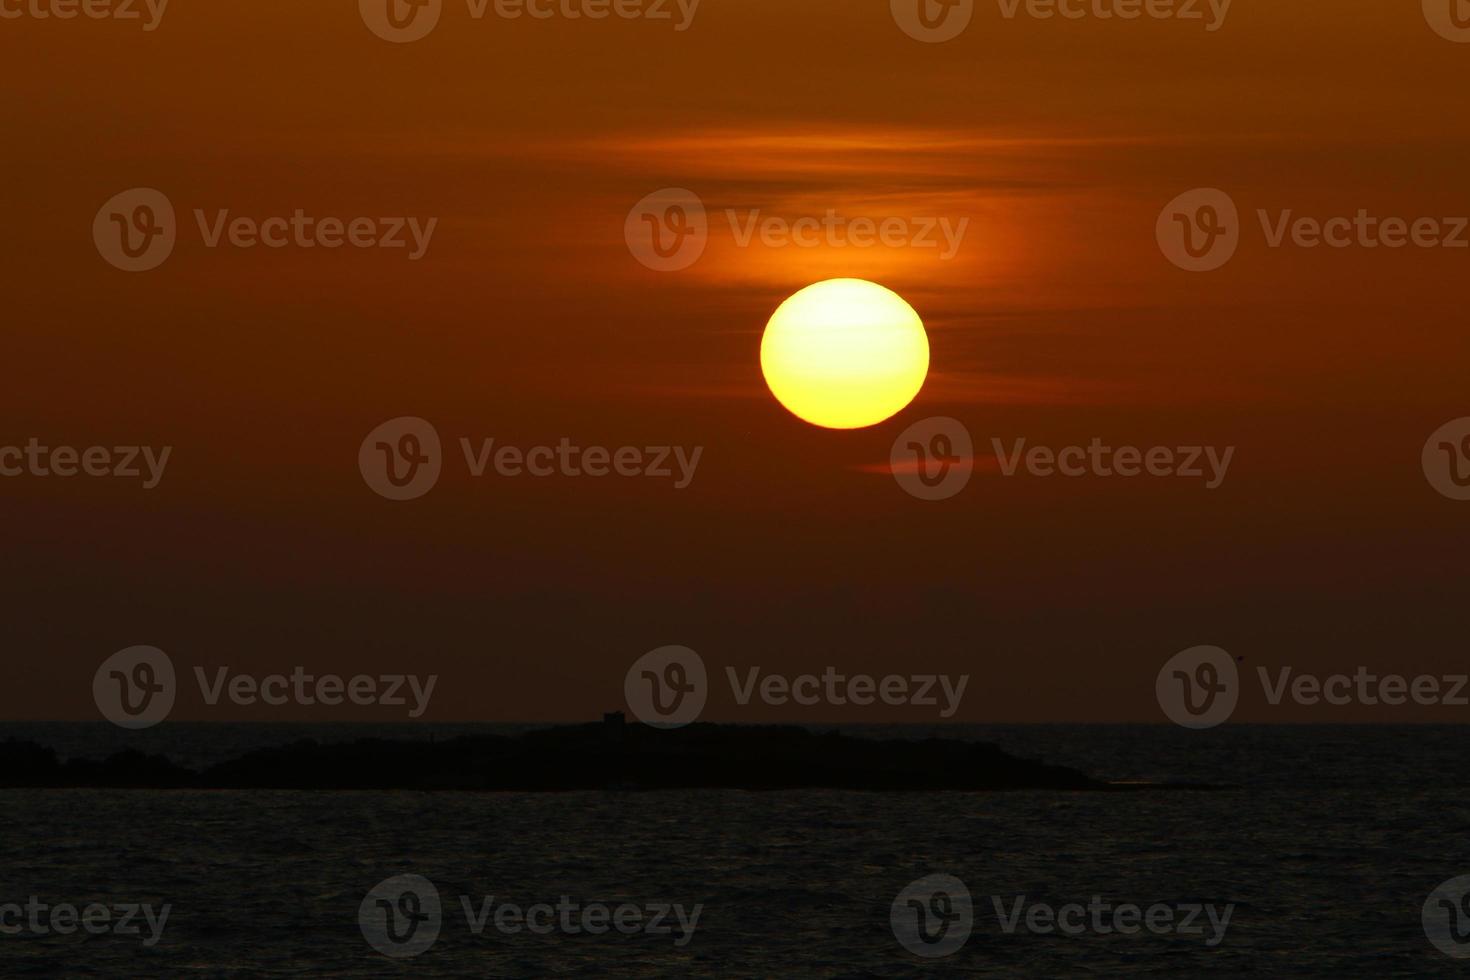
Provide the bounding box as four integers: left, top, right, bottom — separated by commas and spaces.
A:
1, 723, 1466, 977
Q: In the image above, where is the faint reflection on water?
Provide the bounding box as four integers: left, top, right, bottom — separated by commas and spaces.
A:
1, 725, 1466, 977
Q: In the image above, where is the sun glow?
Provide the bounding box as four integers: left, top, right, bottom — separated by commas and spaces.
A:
759, 279, 930, 429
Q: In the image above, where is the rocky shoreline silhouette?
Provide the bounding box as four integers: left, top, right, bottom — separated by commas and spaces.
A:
0, 718, 1221, 791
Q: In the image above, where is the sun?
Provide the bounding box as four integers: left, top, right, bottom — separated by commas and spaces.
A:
760, 279, 930, 429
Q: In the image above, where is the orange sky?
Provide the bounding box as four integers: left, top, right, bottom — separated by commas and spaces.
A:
3, 0, 1469, 721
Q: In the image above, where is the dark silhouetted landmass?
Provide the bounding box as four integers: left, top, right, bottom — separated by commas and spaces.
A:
0, 719, 1222, 791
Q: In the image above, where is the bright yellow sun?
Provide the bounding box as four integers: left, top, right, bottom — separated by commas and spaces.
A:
760, 278, 930, 429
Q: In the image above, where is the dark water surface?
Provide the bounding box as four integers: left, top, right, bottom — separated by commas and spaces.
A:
2, 724, 1467, 976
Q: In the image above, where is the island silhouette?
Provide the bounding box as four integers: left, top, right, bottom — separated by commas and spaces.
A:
0, 716, 1220, 791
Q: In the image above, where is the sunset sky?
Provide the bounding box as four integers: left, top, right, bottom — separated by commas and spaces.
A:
3, 0, 1468, 721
